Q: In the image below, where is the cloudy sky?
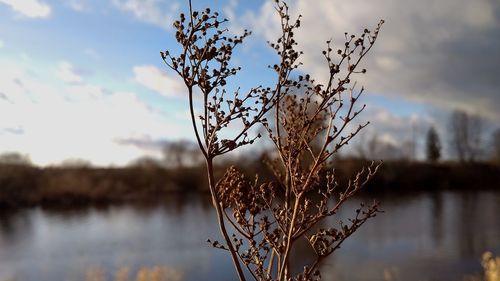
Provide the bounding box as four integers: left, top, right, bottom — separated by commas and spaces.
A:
0, 0, 499, 166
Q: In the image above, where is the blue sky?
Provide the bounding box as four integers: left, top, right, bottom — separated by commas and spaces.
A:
0, 0, 499, 165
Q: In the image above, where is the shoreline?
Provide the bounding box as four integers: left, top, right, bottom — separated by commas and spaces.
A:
1, 160, 499, 208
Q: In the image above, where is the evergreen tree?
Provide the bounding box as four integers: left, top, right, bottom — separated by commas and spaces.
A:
426, 126, 441, 162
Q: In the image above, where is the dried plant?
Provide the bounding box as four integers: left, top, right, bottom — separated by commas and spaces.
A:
464, 252, 500, 281
481, 252, 500, 281
161, 1, 383, 280
85, 266, 183, 281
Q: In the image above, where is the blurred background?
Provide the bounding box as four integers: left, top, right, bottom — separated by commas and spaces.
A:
0, 0, 499, 280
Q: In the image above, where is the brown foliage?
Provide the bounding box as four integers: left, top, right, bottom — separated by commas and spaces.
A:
0, 164, 205, 207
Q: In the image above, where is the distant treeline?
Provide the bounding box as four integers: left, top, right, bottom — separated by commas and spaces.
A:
0, 164, 206, 207
0, 159, 499, 208
333, 160, 500, 193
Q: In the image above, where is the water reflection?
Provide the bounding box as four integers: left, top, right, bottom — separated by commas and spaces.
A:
430, 191, 444, 245
0, 191, 498, 281
318, 191, 500, 281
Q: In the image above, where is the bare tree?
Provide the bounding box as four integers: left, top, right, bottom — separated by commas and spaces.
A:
60, 158, 92, 168
161, 1, 383, 280
426, 126, 441, 162
355, 132, 379, 160
356, 133, 405, 161
0, 152, 31, 166
163, 140, 202, 168
490, 128, 500, 164
448, 110, 483, 163
129, 156, 162, 169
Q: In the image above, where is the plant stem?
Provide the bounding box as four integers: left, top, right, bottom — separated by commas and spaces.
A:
278, 192, 302, 281
206, 157, 247, 281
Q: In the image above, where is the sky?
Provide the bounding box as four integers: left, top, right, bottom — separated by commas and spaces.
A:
0, 0, 499, 166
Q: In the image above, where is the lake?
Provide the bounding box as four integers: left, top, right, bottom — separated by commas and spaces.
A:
0, 190, 499, 281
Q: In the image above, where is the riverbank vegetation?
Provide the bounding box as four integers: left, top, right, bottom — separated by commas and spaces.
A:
0, 159, 499, 208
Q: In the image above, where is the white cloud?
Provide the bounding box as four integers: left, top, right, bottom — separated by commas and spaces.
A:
56, 61, 83, 84
240, 0, 500, 121
374, 56, 401, 72
65, 84, 106, 100
0, 40, 4, 48
133, 65, 184, 97
111, 0, 179, 29
0, 59, 192, 166
237, 1, 280, 41
0, 0, 51, 18
67, 0, 85, 11
83, 48, 100, 60
0, 60, 60, 105
223, 0, 238, 20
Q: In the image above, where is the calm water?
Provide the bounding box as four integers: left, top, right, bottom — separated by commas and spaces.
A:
0, 190, 499, 281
